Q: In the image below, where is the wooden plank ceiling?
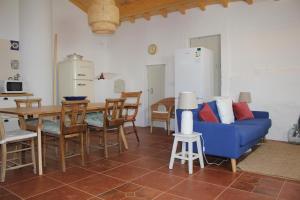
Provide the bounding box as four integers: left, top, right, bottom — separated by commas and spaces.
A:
70, 0, 254, 23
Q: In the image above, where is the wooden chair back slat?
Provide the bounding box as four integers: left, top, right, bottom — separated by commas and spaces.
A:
15, 98, 42, 108
60, 100, 89, 135
121, 91, 142, 120
104, 98, 125, 128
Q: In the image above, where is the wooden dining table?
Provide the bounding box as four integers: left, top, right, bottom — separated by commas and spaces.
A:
0, 102, 131, 175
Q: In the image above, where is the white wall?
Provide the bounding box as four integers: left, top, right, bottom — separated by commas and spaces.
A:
5, 0, 299, 141
19, 0, 53, 105
0, 0, 19, 40
52, 0, 111, 103
108, 0, 300, 141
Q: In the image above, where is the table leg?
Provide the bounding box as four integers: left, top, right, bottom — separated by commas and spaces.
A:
120, 125, 128, 150
37, 118, 43, 175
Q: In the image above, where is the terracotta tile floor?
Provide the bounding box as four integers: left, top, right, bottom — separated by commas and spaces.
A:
1, 127, 300, 200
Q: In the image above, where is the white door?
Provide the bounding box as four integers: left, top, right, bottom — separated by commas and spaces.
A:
190, 35, 221, 96
146, 64, 165, 125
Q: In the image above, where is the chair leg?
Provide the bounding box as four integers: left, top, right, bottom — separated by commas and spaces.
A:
118, 127, 122, 153
1, 144, 7, 182
80, 132, 86, 166
59, 136, 66, 172
150, 121, 153, 133
103, 130, 108, 158
31, 138, 37, 174
13, 144, 21, 165
166, 120, 170, 135
132, 121, 139, 142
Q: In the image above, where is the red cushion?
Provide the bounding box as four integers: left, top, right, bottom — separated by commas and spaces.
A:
233, 102, 254, 121
199, 103, 219, 123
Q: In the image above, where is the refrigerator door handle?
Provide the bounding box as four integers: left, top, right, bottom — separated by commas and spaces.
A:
77, 83, 86, 86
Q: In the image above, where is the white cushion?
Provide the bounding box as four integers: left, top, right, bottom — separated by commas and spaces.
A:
215, 97, 235, 124
0, 129, 37, 144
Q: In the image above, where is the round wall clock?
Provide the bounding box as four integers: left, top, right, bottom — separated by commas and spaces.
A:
148, 44, 157, 55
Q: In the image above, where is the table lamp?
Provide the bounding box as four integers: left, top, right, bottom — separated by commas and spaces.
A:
178, 92, 197, 134
239, 92, 252, 103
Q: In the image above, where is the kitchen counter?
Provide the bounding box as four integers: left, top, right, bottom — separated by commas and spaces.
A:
0, 93, 33, 97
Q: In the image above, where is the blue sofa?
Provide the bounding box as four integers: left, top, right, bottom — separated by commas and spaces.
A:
176, 101, 272, 172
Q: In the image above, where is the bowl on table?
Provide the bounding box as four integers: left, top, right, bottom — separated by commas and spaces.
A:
63, 96, 87, 101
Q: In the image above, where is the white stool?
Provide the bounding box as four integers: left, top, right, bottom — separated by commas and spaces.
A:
169, 133, 204, 174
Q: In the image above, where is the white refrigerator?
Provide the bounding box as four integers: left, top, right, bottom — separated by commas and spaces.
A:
174, 47, 214, 131
58, 56, 95, 103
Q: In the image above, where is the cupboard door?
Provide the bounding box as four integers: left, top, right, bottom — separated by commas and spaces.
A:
74, 62, 94, 80
73, 80, 94, 102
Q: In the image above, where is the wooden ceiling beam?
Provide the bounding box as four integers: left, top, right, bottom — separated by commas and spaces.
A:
128, 16, 135, 23
69, 0, 89, 12
198, 0, 206, 11
245, 0, 253, 4
70, 0, 256, 22
220, 0, 229, 8
160, 8, 168, 18
178, 6, 186, 15
143, 12, 151, 21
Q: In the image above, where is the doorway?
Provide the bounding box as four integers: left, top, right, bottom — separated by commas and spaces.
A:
146, 64, 165, 125
190, 35, 221, 96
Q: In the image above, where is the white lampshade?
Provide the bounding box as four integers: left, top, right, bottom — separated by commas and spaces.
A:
178, 92, 197, 110
239, 92, 252, 103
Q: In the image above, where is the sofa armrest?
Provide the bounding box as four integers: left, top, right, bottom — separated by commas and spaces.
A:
193, 121, 240, 158
252, 111, 269, 119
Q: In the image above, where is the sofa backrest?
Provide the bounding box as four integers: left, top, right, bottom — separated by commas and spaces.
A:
176, 100, 221, 122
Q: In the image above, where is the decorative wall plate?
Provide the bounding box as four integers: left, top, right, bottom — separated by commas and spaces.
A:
148, 44, 157, 55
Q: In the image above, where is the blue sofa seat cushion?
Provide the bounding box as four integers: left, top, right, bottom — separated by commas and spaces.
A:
234, 118, 271, 132
235, 124, 266, 146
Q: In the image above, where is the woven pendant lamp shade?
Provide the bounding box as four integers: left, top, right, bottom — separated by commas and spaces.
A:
88, 0, 119, 34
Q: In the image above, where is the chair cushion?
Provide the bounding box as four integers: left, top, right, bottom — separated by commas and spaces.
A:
86, 112, 104, 127
233, 102, 254, 121
42, 120, 60, 135
199, 103, 219, 123
0, 129, 37, 144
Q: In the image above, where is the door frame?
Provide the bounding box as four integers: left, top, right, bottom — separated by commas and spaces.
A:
145, 64, 166, 126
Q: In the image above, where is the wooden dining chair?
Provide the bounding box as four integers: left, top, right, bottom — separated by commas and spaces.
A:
42, 100, 88, 172
121, 91, 142, 142
15, 98, 42, 131
0, 116, 37, 182
86, 98, 125, 158
150, 97, 175, 135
